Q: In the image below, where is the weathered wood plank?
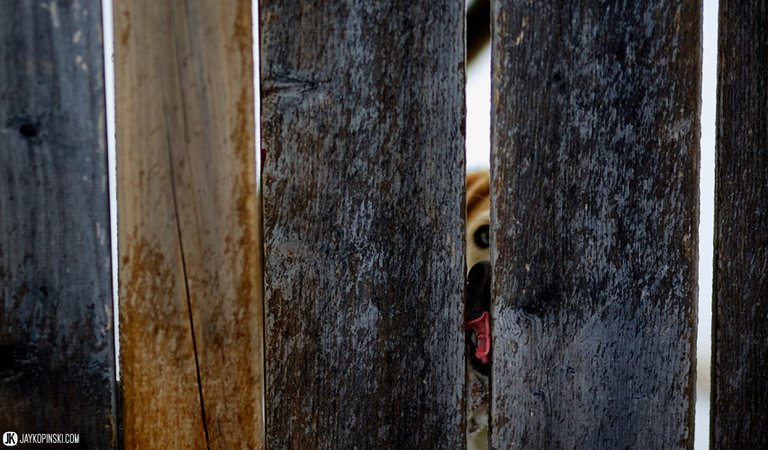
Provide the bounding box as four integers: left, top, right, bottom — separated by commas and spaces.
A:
490, 1, 701, 448
115, 1, 263, 448
260, 1, 466, 447
0, 0, 117, 447
712, 0, 768, 446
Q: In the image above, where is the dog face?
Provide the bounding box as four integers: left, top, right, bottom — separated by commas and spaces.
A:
465, 169, 491, 450
466, 170, 490, 271
466, 169, 492, 375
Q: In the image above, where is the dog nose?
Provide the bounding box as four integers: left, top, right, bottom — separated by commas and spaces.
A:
466, 261, 492, 374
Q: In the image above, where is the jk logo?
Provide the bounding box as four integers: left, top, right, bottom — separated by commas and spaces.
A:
2, 432, 17, 447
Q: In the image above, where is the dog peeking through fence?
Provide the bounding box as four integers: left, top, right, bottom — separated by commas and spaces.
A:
465, 169, 491, 450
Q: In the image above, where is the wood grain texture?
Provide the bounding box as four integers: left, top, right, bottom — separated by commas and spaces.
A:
490, 1, 701, 448
115, 1, 263, 448
260, 1, 466, 448
712, 0, 768, 446
0, 0, 117, 447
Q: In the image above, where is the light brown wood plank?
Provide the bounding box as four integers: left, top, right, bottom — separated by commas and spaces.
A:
115, 1, 263, 448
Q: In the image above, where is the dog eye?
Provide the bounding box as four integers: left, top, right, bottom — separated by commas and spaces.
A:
473, 224, 490, 248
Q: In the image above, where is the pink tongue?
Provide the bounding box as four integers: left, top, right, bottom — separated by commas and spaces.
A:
466, 311, 491, 364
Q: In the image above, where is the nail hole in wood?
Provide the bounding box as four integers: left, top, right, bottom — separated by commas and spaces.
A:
19, 123, 39, 139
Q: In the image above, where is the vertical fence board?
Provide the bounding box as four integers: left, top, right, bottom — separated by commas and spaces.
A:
260, 1, 466, 447
115, 1, 263, 448
490, 1, 701, 448
0, 0, 117, 446
712, 1, 768, 446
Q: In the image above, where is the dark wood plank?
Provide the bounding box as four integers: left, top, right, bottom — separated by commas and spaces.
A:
260, 1, 466, 447
115, 1, 264, 448
712, 0, 768, 446
490, 1, 701, 448
0, 0, 117, 447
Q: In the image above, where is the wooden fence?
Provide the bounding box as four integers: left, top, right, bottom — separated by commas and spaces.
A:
0, 0, 765, 448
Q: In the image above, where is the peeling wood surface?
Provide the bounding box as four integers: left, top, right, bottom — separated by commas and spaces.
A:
490, 1, 701, 448
115, 1, 264, 448
712, 0, 768, 446
0, 0, 117, 447
260, 1, 466, 448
